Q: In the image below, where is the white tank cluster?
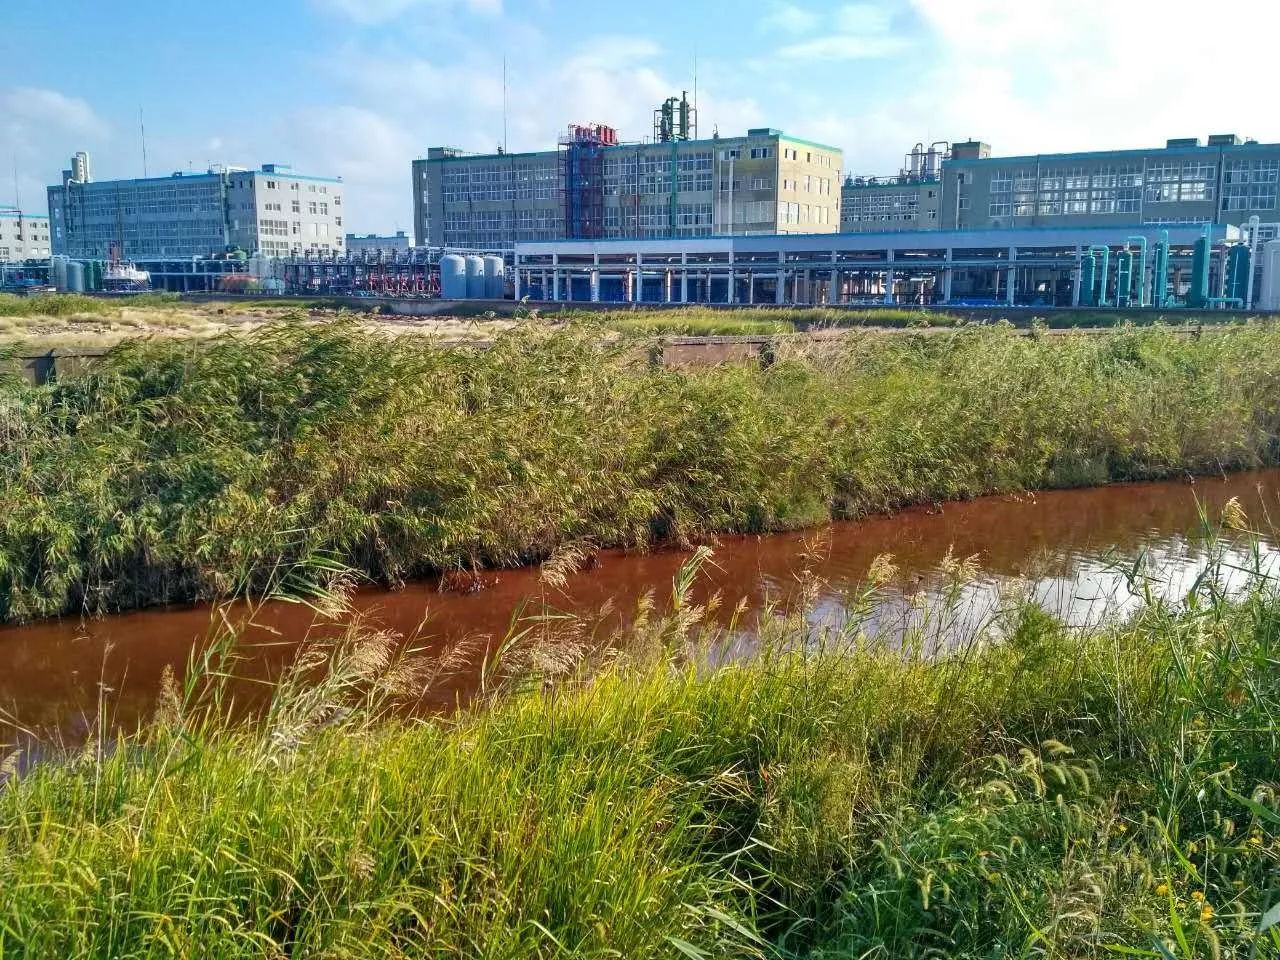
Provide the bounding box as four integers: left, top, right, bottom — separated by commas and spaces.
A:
483, 255, 505, 298
439, 254, 468, 299
438, 253, 506, 300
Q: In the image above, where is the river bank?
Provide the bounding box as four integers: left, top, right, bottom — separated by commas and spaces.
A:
3, 320, 1280, 623
2, 540, 1277, 957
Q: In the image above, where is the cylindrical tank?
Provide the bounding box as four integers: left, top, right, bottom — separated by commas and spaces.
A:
1079, 254, 1096, 307
1260, 239, 1280, 311
52, 256, 69, 291
1226, 244, 1250, 303
483, 255, 505, 299
439, 254, 467, 300
464, 255, 485, 299
66, 260, 85, 293
87, 260, 103, 292
1188, 227, 1211, 308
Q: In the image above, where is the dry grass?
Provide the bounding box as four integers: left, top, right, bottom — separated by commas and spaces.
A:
0, 298, 516, 349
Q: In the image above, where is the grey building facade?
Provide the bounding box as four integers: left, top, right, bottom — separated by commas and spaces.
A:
412, 127, 842, 250
0, 205, 51, 261
48, 154, 345, 259
345, 230, 411, 253
842, 135, 1280, 242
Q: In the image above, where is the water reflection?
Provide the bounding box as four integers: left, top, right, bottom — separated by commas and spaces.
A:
1, 470, 1277, 747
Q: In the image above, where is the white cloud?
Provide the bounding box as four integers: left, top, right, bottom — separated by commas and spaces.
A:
1, 87, 108, 139
906, 0, 1280, 158
761, 3, 821, 35
777, 3, 911, 60
317, 30, 763, 229
779, 34, 911, 60
313, 0, 500, 23
1, 87, 109, 213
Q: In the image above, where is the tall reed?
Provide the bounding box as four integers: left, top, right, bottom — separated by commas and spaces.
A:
2, 320, 1280, 622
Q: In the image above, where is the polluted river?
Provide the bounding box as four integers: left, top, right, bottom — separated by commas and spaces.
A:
2, 469, 1279, 750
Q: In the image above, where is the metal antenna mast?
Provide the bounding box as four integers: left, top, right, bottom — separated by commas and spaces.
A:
139, 107, 149, 177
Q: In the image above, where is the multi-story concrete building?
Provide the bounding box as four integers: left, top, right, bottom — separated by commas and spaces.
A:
842, 134, 1280, 242
0, 205, 51, 261
412, 124, 842, 250
345, 230, 411, 254
48, 152, 345, 259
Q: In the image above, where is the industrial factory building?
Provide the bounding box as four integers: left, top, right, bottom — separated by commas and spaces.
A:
841, 135, 1280, 245
0, 205, 51, 262
412, 94, 842, 250
513, 222, 1279, 310
345, 231, 411, 254
47, 152, 346, 260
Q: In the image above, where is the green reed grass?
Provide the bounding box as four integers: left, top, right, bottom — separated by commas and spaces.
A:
2, 319, 1280, 622
1, 524, 1277, 958
0, 291, 181, 318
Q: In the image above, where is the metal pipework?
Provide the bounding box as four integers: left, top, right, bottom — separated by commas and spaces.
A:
1152, 230, 1170, 307
1246, 215, 1261, 310
1116, 248, 1133, 308
1124, 235, 1149, 307
1087, 244, 1111, 307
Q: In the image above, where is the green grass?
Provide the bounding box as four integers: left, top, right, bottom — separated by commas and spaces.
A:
0, 291, 181, 318
1, 534, 1278, 957
3, 319, 1280, 622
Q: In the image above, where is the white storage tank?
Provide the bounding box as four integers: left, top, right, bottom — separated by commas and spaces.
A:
439, 254, 467, 300
52, 256, 69, 291
1260, 239, 1280, 312
66, 261, 85, 293
464, 255, 485, 299
483, 255, 505, 299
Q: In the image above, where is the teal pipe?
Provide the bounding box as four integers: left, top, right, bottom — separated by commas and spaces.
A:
1116, 250, 1133, 307
1187, 224, 1212, 308
1087, 244, 1111, 307
1079, 251, 1097, 307
1125, 235, 1149, 307
1152, 230, 1170, 307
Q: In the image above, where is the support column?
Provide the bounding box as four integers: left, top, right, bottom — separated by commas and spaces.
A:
680, 253, 689, 304
803, 268, 811, 304
776, 251, 785, 304
665, 269, 673, 304
1071, 245, 1082, 307
1005, 245, 1016, 306
728, 250, 736, 304
514, 261, 522, 300
590, 270, 600, 302
633, 253, 643, 304
552, 267, 560, 301
883, 248, 895, 305
943, 247, 954, 303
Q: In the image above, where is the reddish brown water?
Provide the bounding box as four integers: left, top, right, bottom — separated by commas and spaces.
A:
2, 470, 1278, 750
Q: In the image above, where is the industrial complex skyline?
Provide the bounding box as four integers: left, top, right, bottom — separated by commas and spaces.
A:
5, 0, 1280, 235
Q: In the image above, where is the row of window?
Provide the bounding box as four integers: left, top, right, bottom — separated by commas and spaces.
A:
778, 202, 832, 226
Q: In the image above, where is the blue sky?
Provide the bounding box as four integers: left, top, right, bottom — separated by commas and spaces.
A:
4, 0, 1278, 232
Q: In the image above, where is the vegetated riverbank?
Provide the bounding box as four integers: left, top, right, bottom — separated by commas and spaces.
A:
3, 320, 1280, 623
1, 538, 1277, 957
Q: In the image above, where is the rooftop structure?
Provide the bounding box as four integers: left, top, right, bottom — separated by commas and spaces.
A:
412, 97, 843, 250
0, 205, 52, 262
841, 134, 1280, 245
47, 152, 346, 260
345, 230, 411, 254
